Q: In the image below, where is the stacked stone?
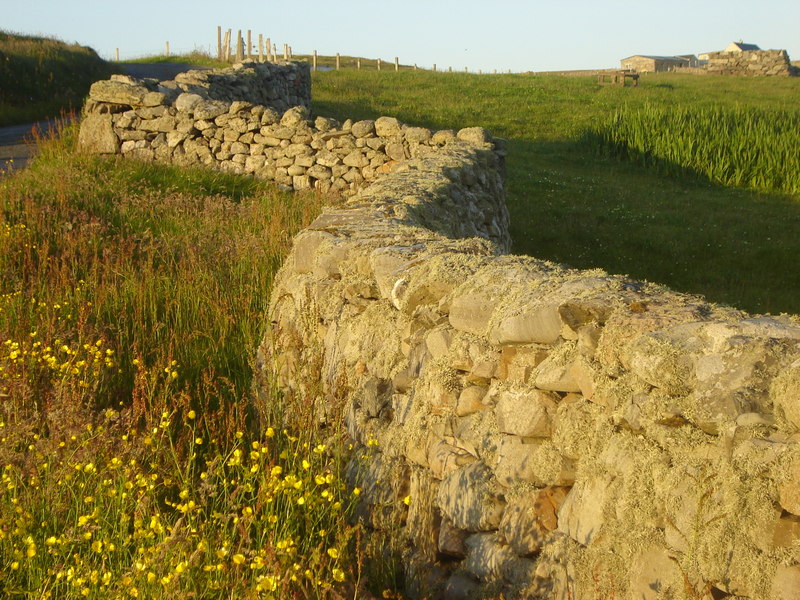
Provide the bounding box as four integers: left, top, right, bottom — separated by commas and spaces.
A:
79, 67, 503, 197
262, 140, 800, 598
705, 49, 796, 76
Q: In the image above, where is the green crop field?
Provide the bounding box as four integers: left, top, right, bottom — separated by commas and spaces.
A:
310, 69, 800, 315
1, 45, 800, 598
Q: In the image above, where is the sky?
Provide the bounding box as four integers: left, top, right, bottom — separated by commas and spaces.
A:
3, 0, 799, 73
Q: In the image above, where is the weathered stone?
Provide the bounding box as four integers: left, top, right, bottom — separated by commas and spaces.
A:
375, 116, 402, 137
489, 305, 563, 345
499, 494, 550, 555
342, 150, 369, 168
89, 80, 149, 106
385, 141, 407, 161
142, 91, 168, 107
495, 437, 576, 487
771, 565, 800, 600
456, 385, 489, 417
405, 126, 432, 143
138, 116, 177, 133
557, 475, 611, 545
437, 462, 505, 531
306, 164, 332, 180
494, 387, 558, 437
351, 120, 376, 138
779, 455, 800, 516
628, 546, 682, 600
280, 106, 309, 127
463, 533, 517, 581
457, 127, 492, 144
78, 114, 119, 154
449, 292, 499, 336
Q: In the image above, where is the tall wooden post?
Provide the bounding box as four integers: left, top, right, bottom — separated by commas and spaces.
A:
283, 44, 288, 60
336, 53, 340, 70
272, 44, 277, 61
217, 26, 222, 59
115, 48, 120, 61
313, 50, 318, 71
394, 56, 399, 71
224, 29, 231, 61
357, 57, 361, 70
433, 63, 436, 72
377, 58, 381, 71
265, 38, 271, 61
236, 30, 243, 61
258, 34, 264, 62
165, 41, 170, 57
247, 30, 252, 58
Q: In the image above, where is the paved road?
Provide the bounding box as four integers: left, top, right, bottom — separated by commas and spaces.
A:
0, 63, 210, 174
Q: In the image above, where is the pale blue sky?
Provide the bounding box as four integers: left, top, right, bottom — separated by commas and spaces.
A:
3, 0, 798, 72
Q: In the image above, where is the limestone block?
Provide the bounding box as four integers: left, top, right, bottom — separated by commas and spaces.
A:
488, 305, 563, 345
375, 116, 402, 137
343, 149, 369, 168
773, 513, 800, 548
405, 126, 432, 143
280, 106, 309, 127
438, 517, 468, 558
287, 165, 306, 177
351, 120, 375, 138
307, 164, 332, 180
494, 437, 576, 487
166, 131, 187, 148
772, 565, 800, 600
385, 141, 407, 161
494, 387, 558, 437
456, 385, 489, 417
463, 532, 517, 581
426, 328, 454, 360
628, 545, 681, 600
437, 461, 505, 531
244, 155, 266, 172
772, 358, 800, 431
496, 346, 548, 383
432, 129, 457, 144
78, 114, 119, 154
89, 80, 149, 106
457, 127, 492, 145
499, 493, 550, 555
315, 150, 341, 167
779, 455, 800, 516
557, 475, 612, 545
449, 292, 499, 336
406, 469, 439, 560
291, 229, 335, 274
534, 352, 582, 393
428, 439, 477, 479
193, 100, 228, 120
443, 573, 480, 600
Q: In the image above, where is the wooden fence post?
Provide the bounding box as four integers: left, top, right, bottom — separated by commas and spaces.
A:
224, 30, 231, 61
115, 48, 120, 61
289, 46, 292, 59
377, 58, 381, 71
236, 30, 243, 61
414, 64, 417, 70
247, 30, 252, 59
165, 41, 170, 57
217, 26, 222, 60
265, 38, 271, 61
394, 56, 399, 71
433, 63, 436, 72
283, 44, 288, 60
336, 53, 340, 70
272, 44, 277, 61
258, 34, 264, 62
357, 57, 361, 70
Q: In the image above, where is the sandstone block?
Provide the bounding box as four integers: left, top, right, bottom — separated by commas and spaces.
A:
280, 106, 309, 127
499, 493, 550, 555
494, 437, 576, 487
385, 141, 407, 161
449, 292, 499, 336
343, 149, 369, 168
628, 546, 681, 600
307, 164, 332, 180
405, 126, 432, 143
457, 127, 492, 144
557, 475, 611, 545
193, 100, 228, 120
463, 533, 517, 581
772, 565, 800, 600
438, 517, 468, 558
456, 385, 489, 417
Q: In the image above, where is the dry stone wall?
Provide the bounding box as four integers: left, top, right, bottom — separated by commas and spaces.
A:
261, 138, 800, 599
704, 49, 797, 76
78, 62, 493, 196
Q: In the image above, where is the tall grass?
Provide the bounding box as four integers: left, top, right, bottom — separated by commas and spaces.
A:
581, 104, 800, 195
0, 123, 393, 599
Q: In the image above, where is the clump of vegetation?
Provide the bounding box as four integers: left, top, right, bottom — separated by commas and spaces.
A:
581, 103, 800, 196
0, 31, 117, 126
123, 50, 229, 69
0, 123, 390, 598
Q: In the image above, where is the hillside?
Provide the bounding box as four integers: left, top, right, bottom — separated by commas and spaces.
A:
0, 31, 116, 126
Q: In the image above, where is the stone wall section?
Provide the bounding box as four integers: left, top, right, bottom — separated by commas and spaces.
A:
261, 138, 800, 598
704, 49, 797, 76
78, 62, 502, 197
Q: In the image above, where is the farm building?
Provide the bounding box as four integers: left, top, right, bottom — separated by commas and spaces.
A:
725, 41, 761, 52
619, 55, 698, 72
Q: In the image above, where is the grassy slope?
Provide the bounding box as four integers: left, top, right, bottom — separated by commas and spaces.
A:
311, 70, 800, 315
0, 31, 116, 126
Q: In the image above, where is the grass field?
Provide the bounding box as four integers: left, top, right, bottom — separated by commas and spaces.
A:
310, 69, 800, 315
0, 31, 116, 126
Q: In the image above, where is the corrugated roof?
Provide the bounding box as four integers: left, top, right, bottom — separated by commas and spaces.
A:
729, 42, 761, 51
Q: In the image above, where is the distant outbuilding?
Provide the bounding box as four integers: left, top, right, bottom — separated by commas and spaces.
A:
725, 41, 761, 52
619, 55, 698, 72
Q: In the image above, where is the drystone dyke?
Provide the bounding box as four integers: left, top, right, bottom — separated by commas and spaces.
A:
260, 140, 800, 598
704, 49, 797, 76
78, 62, 489, 196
